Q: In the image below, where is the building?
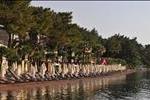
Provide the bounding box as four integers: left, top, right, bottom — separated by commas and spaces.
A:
0, 27, 9, 47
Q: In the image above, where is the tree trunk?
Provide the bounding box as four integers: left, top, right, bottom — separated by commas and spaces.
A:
8, 33, 12, 48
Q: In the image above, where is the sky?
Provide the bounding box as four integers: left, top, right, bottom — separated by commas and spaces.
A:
31, 1, 150, 45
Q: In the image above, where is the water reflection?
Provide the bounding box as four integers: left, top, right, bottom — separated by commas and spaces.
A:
91, 71, 150, 100
2, 71, 150, 100
0, 74, 126, 100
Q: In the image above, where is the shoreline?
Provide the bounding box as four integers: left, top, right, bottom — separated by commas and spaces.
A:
0, 69, 136, 92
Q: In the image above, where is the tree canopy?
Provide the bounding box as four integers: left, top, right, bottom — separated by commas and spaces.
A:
0, 0, 150, 68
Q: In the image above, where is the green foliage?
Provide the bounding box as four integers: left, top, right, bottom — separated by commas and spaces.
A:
141, 45, 150, 67
0, 46, 7, 57
0, 1, 149, 68
17, 42, 33, 59
6, 48, 20, 65
107, 58, 127, 66
104, 34, 122, 58
0, 0, 34, 47
103, 34, 144, 67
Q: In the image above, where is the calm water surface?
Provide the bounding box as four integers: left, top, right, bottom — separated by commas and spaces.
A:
0, 71, 150, 100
